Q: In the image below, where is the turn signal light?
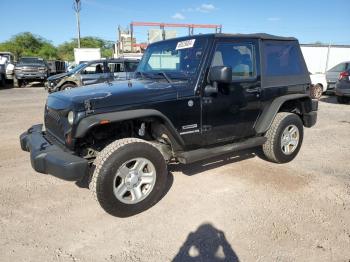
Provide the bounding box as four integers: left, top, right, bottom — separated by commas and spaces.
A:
65, 133, 72, 145
99, 119, 110, 125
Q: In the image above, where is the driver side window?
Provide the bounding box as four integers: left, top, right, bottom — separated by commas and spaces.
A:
211, 42, 256, 79
81, 62, 104, 74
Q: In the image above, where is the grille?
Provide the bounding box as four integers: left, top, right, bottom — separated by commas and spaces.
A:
44, 109, 66, 143
22, 68, 39, 73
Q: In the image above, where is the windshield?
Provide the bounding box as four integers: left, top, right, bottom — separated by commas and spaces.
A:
68, 63, 88, 74
137, 38, 207, 80
19, 57, 45, 65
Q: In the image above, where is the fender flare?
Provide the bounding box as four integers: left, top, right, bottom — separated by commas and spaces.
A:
254, 94, 313, 134
74, 109, 185, 146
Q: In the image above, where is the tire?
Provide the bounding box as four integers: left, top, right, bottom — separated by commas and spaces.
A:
310, 84, 323, 99
337, 96, 348, 104
61, 83, 76, 91
13, 77, 19, 88
262, 112, 304, 163
90, 138, 168, 217
0, 74, 5, 87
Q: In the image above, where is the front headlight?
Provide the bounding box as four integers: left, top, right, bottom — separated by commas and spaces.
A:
68, 111, 74, 125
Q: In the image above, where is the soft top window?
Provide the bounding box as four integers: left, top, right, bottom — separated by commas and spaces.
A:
263, 41, 304, 76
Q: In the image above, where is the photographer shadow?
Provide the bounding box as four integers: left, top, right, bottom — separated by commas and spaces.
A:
172, 223, 239, 262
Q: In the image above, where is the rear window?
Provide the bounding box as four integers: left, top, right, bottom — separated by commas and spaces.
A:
263, 41, 304, 76
329, 63, 346, 72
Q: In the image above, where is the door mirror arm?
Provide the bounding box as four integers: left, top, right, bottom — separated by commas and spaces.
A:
204, 83, 218, 96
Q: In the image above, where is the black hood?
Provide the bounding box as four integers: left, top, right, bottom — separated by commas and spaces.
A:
47, 79, 178, 111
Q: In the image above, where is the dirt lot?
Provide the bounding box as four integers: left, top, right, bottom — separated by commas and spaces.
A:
0, 87, 349, 262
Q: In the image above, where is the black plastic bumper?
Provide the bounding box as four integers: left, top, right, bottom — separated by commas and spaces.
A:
20, 124, 88, 181
303, 99, 318, 128
335, 86, 350, 97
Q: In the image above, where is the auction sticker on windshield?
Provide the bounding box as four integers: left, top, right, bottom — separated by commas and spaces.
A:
176, 39, 196, 50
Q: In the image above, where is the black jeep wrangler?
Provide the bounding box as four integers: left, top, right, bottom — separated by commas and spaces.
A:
20, 33, 317, 217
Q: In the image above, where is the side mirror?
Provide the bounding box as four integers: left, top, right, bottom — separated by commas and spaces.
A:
209, 66, 232, 83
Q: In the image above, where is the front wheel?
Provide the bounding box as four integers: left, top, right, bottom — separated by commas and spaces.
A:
90, 138, 168, 217
262, 112, 304, 163
61, 83, 76, 91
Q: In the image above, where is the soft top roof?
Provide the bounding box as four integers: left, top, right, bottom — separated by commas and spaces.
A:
151, 33, 298, 45
214, 33, 297, 41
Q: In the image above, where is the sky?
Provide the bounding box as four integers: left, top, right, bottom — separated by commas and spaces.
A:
1, 0, 349, 46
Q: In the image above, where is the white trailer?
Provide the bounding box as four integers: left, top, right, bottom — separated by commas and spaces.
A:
74, 48, 101, 64
301, 44, 350, 74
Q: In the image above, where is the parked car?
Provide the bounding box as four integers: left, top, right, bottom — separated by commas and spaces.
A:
0, 52, 15, 84
309, 73, 327, 99
20, 33, 318, 217
335, 69, 350, 104
46, 58, 139, 93
14, 57, 49, 87
326, 61, 350, 92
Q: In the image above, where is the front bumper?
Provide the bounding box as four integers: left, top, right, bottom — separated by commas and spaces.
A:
15, 72, 47, 80
20, 124, 88, 181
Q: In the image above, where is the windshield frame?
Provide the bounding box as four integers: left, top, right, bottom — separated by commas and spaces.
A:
69, 62, 88, 74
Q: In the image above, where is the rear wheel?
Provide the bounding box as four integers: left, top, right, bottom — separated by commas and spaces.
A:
0, 75, 5, 87
310, 84, 323, 99
13, 77, 19, 88
90, 138, 168, 217
263, 112, 304, 163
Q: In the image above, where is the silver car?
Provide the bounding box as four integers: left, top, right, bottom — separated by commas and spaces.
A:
326, 61, 350, 91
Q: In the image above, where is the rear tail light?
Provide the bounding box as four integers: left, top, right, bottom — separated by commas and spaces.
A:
339, 71, 349, 80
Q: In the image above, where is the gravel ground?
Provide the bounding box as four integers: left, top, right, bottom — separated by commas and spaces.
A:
0, 87, 349, 262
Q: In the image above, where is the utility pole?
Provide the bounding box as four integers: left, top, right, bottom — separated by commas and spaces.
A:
73, 0, 81, 48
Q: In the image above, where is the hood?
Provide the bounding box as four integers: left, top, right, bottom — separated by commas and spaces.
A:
47, 79, 178, 111
47, 72, 70, 81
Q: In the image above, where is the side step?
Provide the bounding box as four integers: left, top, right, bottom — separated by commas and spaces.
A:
176, 136, 267, 164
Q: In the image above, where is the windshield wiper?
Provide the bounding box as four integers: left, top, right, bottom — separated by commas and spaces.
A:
157, 71, 172, 83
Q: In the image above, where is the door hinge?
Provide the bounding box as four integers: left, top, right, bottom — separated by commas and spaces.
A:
203, 97, 213, 104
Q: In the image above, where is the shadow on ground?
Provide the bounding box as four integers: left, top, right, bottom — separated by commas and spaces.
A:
0, 82, 44, 90
320, 95, 338, 104
172, 223, 239, 262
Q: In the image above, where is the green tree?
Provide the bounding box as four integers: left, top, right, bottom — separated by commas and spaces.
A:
57, 36, 114, 61
0, 32, 58, 60
0, 33, 114, 62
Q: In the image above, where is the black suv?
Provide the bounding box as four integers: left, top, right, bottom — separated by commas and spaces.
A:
20, 33, 318, 217
46, 58, 139, 93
